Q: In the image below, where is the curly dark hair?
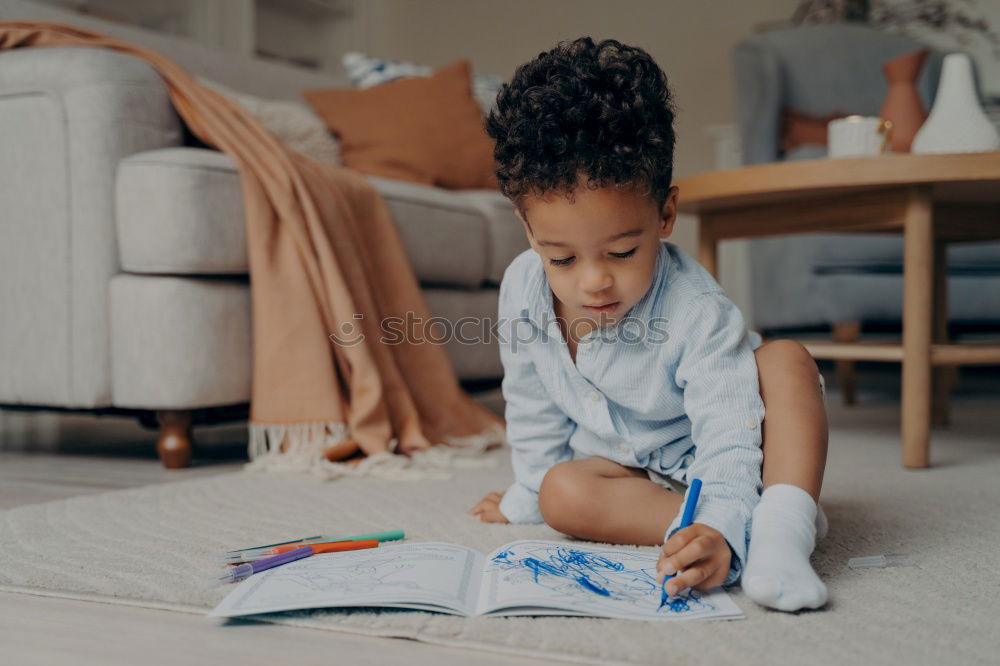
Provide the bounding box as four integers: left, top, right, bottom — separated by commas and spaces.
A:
485, 36, 676, 215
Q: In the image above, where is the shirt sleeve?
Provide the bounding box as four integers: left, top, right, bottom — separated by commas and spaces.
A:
495, 277, 576, 524
667, 291, 764, 586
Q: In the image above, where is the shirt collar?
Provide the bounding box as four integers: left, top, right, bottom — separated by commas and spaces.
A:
519, 241, 671, 343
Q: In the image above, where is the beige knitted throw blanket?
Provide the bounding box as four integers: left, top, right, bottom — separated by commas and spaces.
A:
0, 21, 506, 479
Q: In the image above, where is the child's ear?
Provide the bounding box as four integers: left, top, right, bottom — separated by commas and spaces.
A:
659, 186, 679, 239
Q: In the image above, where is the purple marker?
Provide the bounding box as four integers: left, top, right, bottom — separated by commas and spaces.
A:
217, 545, 313, 584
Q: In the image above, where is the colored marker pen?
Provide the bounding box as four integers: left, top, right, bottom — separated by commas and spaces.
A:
226, 529, 404, 555
217, 540, 381, 583
659, 478, 702, 609
217, 545, 314, 584
224, 539, 379, 565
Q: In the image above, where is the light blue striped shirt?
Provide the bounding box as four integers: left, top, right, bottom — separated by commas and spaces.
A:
496, 241, 764, 585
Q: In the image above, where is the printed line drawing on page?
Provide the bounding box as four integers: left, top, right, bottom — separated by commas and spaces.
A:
219, 543, 479, 614
264, 547, 456, 595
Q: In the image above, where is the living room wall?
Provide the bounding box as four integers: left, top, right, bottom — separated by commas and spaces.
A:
358, 0, 797, 316
361, 0, 798, 258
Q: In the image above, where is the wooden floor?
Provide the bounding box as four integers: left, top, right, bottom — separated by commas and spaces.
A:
3, 368, 997, 665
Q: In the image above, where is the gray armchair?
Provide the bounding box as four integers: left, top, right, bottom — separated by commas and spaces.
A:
732, 23, 1000, 402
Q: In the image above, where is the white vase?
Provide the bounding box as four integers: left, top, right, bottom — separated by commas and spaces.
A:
912, 53, 1000, 154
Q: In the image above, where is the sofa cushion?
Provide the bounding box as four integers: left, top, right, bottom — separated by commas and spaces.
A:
816, 271, 1000, 324
116, 147, 527, 287
196, 76, 342, 165
302, 60, 498, 190
749, 232, 1000, 331
811, 236, 1000, 272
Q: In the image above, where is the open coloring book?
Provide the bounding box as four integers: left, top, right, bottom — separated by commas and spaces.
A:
209, 539, 743, 621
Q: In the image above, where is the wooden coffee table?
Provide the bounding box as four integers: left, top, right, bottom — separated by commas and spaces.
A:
676, 152, 1000, 469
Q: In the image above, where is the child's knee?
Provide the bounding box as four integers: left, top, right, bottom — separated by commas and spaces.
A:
755, 339, 819, 380
538, 461, 592, 531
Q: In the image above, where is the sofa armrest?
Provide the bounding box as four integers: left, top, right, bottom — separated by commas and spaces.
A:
0, 46, 183, 407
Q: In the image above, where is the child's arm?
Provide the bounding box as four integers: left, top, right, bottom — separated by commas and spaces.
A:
495, 331, 577, 523
469, 277, 576, 524
667, 290, 765, 586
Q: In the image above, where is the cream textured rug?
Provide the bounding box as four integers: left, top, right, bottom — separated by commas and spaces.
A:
2, 400, 999, 666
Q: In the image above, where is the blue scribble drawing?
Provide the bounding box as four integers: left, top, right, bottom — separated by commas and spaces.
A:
490, 543, 714, 614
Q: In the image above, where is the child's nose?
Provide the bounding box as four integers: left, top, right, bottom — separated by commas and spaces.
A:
581, 266, 613, 294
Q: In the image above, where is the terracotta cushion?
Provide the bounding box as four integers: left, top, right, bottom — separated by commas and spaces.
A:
302, 60, 498, 190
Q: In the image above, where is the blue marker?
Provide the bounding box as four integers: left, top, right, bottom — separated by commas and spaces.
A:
659, 478, 702, 609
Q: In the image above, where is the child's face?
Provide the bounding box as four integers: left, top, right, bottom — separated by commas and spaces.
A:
515, 180, 678, 338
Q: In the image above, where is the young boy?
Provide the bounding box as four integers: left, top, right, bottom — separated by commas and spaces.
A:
468, 37, 830, 613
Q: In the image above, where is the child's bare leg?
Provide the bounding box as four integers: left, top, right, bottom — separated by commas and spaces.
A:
537, 457, 684, 546
756, 340, 828, 501
743, 339, 829, 612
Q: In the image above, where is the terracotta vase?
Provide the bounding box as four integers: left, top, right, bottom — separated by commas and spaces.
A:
879, 48, 929, 153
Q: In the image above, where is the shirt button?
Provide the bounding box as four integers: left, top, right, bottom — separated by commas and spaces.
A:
618, 441, 629, 453
588, 391, 601, 403
745, 417, 759, 429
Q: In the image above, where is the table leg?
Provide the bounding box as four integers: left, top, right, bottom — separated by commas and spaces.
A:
699, 217, 718, 278
832, 321, 861, 405
931, 241, 951, 426
901, 188, 933, 468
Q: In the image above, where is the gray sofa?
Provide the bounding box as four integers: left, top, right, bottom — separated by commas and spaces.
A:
0, 1, 527, 465
732, 24, 1000, 334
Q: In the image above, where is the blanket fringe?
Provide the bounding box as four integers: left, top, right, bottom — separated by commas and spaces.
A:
244, 420, 507, 481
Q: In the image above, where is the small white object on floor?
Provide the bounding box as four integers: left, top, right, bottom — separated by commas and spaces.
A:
848, 554, 913, 569
742, 483, 828, 612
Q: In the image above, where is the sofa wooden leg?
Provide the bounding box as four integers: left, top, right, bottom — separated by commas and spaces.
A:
156, 410, 193, 468
832, 321, 861, 406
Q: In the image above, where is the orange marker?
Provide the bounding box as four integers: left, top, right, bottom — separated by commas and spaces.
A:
309, 540, 379, 555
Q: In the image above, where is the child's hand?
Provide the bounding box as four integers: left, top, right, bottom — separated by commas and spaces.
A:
467, 491, 510, 524
655, 524, 731, 596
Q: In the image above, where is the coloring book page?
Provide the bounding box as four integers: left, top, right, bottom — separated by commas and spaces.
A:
477, 540, 743, 621
209, 540, 743, 621
210, 542, 483, 618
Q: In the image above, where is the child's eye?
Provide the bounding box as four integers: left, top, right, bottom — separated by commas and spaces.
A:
549, 248, 635, 266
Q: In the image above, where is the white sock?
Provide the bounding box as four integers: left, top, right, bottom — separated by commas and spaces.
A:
742, 484, 828, 612
815, 502, 828, 541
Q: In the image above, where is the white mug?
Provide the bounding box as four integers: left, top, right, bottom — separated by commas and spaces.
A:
827, 115, 894, 158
